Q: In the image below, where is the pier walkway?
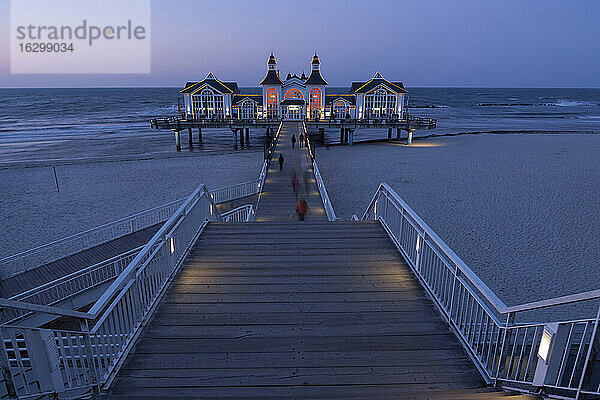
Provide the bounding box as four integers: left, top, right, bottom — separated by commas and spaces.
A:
255, 122, 325, 221
107, 122, 531, 399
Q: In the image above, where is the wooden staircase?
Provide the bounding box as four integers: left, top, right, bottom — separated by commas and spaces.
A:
107, 221, 540, 399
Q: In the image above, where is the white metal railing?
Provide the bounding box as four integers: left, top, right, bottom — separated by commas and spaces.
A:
0, 168, 269, 282
0, 183, 221, 399
302, 123, 338, 221
362, 182, 600, 399
0, 199, 184, 280
1, 249, 140, 326
221, 204, 255, 222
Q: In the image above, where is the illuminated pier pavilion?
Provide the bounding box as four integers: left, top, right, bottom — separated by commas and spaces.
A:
151, 53, 436, 150
180, 53, 408, 121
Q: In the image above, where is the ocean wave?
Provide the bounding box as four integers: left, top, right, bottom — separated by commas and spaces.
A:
478, 101, 598, 107
410, 104, 448, 108
553, 99, 597, 107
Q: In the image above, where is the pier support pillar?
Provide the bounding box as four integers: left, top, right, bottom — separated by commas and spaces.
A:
407, 129, 415, 145
349, 130, 354, 146
245, 128, 250, 146
188, 128, 193, 149
340, 126, 344, 144
319, 128, 325, 138
174, 130, 181, 152
388, 127, 392, 140
396, 127, 401, 141
233, 129, 238, 149
239, 128, 245, 149
198, 127, 202, 142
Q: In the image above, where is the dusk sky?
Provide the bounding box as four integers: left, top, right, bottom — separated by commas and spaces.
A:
1, 0, 599, 88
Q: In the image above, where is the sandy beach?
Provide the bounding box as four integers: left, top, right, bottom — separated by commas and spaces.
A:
0, 151, 263, 257
316, 133, 600, 306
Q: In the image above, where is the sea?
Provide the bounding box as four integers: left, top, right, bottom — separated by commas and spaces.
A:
1, 87, 599, 162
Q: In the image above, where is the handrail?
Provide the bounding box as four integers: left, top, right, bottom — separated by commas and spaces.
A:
0, 182, 221, 399
9, 247, 140, 303
221, 204, 255, 222
0, 198, 185, 279
363, 183, 507, 312
302, 123, 338, 221
504, 288, 600, 314
89, 184, 218, 317
0, 178, 265, 280
362, 182, 600, 397
0, 298, 94, 320
363, 183, 600, 315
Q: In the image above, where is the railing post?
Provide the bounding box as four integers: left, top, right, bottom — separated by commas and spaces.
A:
414, 235, 422, 274
495, 312, 515, 386
80, 319, 99, 393
24, 328, 65, 396
576, 302, 600, 398
0, 329, 17, 399
449, 268, 460, 321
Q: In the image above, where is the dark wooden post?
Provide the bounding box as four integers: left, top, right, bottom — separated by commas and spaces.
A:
239, 128, 245, 149
188, 128, 193, 149
245, 128, 249, 145
174, 130, 181, 152
340, 125, 344, 144
233, 129, 238, 149
198, 127, 202, 142
388, 127, 392, 140
396, 127, 401, 141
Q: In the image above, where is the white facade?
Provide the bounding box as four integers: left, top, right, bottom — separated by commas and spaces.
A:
180, 55, 408, 121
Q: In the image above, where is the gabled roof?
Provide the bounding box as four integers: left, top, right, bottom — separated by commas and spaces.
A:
180, 72, 239, 94
260, 69, 284, 85
305, 69, 327, 85
325, 94, 356, 106
233, 94, 263, 106
351, 72, 407, 94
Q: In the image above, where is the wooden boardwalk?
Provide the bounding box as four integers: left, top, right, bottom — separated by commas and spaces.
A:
109, 221, 535, 399
106, 122, 534, 399
255, 122, 325, 222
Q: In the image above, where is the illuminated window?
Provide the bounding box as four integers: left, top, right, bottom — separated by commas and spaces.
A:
333, 99, 348, 118
309, 87, 322, 119
364, 87, 396, 118
284, 88, 304, 99
192, 87, 224, 118
241, 99, 255, 119
266, 88, 278, 118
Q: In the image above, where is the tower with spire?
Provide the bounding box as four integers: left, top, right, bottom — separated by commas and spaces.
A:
305, 53, 327, 119
260, 53, 284, 118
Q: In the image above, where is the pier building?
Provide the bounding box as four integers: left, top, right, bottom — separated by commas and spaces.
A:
180, 53, 408, 121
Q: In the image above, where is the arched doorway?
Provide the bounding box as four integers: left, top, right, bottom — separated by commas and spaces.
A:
283, 89, 305, 120
241, 99, 255, 119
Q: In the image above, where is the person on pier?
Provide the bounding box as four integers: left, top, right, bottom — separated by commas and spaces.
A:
278, 153, 285, 171
291, 134, 296, 148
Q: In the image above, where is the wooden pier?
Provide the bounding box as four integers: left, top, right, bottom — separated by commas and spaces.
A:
150, 115, 436, 151
106, 122, 532, 399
